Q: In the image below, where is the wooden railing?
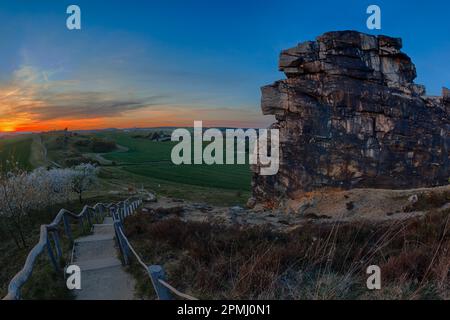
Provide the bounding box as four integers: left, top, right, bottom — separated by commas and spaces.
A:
111, 203, 198, 300
2, 196, 142, 300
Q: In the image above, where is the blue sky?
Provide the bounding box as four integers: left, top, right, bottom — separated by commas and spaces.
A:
0, 0, 448, 131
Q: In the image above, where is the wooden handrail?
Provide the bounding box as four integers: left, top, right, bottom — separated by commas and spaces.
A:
112, 203, 198, 300
2, 196, 141, 300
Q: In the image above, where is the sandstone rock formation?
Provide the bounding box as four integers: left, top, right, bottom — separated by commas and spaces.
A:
252, 31, 449, 205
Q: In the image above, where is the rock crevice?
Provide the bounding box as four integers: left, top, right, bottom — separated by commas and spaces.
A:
252, 31, 449, 204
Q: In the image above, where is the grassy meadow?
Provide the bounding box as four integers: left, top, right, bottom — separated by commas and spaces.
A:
0, 130, 251, 205
0, 136, 33, 171
99, 132, 251, 192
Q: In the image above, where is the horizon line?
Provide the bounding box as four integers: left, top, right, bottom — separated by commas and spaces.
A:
0, 124, 272, 135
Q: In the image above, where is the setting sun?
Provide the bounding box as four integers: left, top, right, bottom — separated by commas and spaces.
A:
0, 123, 17, 132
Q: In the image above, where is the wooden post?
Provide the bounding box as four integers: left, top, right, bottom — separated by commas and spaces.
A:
97, 207, 103, 223
114, 222, 129, 265
93, 209, 96, 223
63, 214, 73, 243
113, 221, 123, 256
119, 221, 131, 265
92, 209, 97, 224
51, 231, 62, 260
86, 209, 92, 226
46, 233, 59, 272
148, 265, 172, 300
79, 216, 84, 233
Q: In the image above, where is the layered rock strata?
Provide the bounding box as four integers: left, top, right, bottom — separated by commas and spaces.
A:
252, 31, 449, 204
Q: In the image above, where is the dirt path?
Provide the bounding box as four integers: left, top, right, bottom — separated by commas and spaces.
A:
82, 144, 130, 165
72, 216, 136, 300
29, 135, 48, 168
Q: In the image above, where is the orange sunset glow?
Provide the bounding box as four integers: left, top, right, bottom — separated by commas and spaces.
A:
0, 99, 273, 133
0, 66, 273, 133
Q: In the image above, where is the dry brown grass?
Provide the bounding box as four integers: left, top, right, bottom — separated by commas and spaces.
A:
404, 190, 450, 212
124, 208, 450, 300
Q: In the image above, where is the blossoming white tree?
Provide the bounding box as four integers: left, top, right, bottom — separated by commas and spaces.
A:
0, 165, 32, 248
0, 163, 98, 248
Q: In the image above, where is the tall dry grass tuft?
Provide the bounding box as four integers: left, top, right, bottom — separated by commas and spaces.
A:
124, 208, 450, 300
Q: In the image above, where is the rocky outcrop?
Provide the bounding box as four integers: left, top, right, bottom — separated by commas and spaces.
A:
252, 31, 449, 205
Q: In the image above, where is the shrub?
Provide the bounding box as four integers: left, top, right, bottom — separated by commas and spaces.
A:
89, 138, 116, 153
124, 209, 450, 300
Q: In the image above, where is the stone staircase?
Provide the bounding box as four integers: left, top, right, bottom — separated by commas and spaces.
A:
72, 217, 136, 300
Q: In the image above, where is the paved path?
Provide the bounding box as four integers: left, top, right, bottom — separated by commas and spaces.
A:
72, 217, 136, 300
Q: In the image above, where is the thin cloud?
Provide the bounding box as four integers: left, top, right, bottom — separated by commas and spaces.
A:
0, 65, 272, 132
0, 65, 168, 125
18, 91, 167, 120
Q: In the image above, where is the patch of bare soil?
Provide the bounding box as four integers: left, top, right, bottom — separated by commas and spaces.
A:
282, 185, 450, 223
140, 185, 450, 231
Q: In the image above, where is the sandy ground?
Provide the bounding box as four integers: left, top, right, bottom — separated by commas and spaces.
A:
283, 185, 450, 220
139, 184, 450, 231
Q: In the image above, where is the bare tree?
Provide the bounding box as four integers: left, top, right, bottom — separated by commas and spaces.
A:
70, 163, 99, 203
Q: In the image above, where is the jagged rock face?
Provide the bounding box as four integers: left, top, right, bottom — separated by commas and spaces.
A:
252, 31, 449, 205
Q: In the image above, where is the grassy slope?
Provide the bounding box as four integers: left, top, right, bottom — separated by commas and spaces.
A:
100, 133, 251, 190
40, 131, 251, 205
100, 166, 250, 206
97, 132, 252, 204
0, 136, 33, 170
99, 133, 174, 163
42, 132, 252, 192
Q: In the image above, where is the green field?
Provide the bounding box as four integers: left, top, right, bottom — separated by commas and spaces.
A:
0, 136, 33, 170
99, 133, 252, 192
0, 131, 252, 205
99, 133, 174, 163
